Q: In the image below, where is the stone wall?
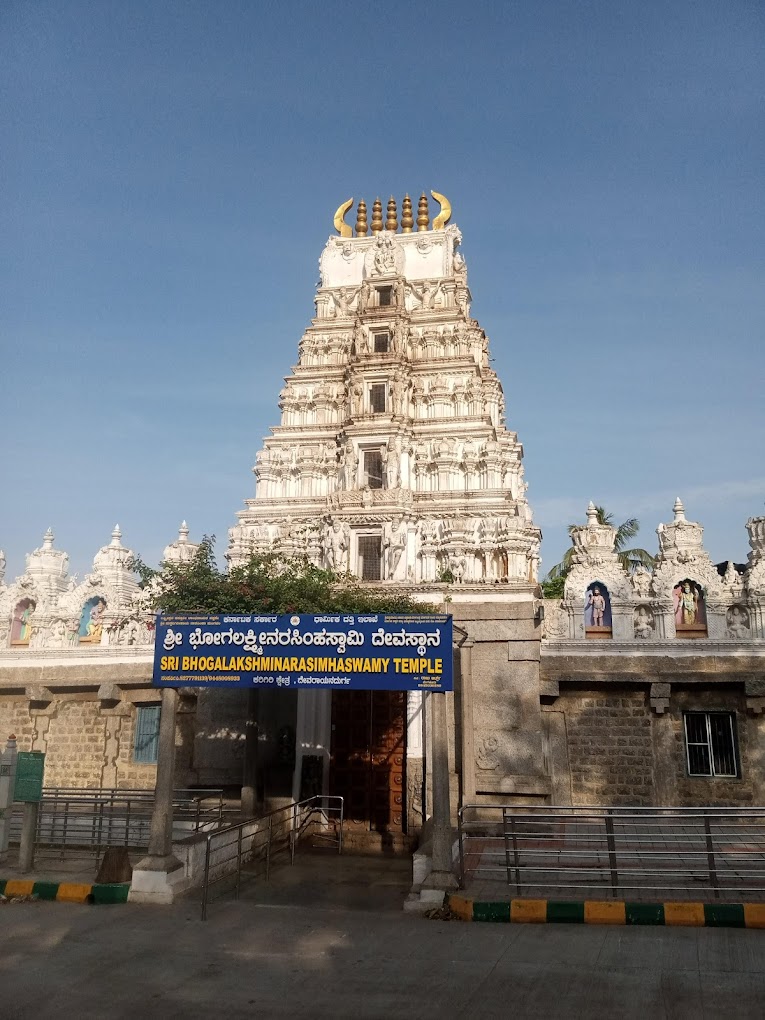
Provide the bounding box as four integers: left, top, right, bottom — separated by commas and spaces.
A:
549, 688, 654, 805
452, 593, 549, 806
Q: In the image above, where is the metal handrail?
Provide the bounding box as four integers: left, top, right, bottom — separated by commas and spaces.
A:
200, 795, 344, 920
458, 803, 765, 900
8, 787, 226, 860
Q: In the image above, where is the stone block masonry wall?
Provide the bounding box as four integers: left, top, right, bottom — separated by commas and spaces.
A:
560, 688, 654, 805
0, 694, 197, 790
0, 698, 36, 751
43, 699, 108, 787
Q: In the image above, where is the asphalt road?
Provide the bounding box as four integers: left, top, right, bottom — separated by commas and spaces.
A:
1, 895, 764, 1019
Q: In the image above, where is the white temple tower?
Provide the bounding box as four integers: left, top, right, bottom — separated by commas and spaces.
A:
228, 192, 541, 585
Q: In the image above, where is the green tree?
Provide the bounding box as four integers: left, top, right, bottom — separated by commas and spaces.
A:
540, 575, 566, 599
132, 537, 434, 616
544, 506, 655, 583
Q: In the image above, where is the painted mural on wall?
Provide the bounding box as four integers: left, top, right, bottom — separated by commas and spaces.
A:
11, 599, 36, 645
585, 582, 612, 631
673, 580, 707, 631
79, 597, 106, 644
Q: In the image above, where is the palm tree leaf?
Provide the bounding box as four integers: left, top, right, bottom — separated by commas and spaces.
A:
544, 546, 574, 581
619, 548, 656, 572
614, 518, 640, 551
594, 505, 614, 526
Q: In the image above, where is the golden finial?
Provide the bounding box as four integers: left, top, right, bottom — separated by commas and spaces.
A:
431, 190, 452, 230
386, 196, 398, 232
355, 199, 368, 236
401, 194, 414, 232
333, 198, 354, 238
371, 197, 383, 234
417, 192, 430, 231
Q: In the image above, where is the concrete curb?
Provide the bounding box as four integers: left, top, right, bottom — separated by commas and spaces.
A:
0, 878, 130, 904
448, 894, 765, 929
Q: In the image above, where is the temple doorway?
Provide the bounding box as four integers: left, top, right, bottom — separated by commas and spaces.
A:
329, 690, 406, 838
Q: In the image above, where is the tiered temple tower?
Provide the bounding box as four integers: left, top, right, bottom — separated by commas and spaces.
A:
228, 192, 541, 584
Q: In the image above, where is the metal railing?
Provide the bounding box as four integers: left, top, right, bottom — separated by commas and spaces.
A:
201, 795, 344, 920
8, 787, 226, 861
458, 805, 765, 901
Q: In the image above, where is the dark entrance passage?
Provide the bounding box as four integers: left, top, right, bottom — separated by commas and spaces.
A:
329, 690, 406, 835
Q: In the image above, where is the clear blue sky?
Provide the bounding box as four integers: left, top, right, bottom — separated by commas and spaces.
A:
1, 0, 763, 580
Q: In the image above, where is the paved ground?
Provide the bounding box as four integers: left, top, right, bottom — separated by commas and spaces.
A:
1, 854, 764, 1019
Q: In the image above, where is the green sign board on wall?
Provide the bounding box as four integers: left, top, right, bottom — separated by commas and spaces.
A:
13, 751, 45, 803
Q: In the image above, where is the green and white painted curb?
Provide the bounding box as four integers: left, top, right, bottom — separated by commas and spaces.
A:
448, 894, 765, 929
0, 878, 130, 904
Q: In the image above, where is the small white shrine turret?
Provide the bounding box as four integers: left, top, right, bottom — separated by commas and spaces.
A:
163, 521, 200, 565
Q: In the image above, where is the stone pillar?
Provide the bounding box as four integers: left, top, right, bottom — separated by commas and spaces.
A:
129, 688, 186, 904
406, 691, 425, 832
423, 692, 458, 892
459, 641, 476, 803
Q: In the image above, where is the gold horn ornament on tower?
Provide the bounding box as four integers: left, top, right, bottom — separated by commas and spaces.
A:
333, 198, 354, 238
431, 191, 452, 230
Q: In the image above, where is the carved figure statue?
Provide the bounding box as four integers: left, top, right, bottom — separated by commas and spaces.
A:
727, 606, 750, 639
66, 617, 79, 646
588, 587, 606, 627
384, 520, 407, 579
53, 618, 67, 647
676, 582, 699, 625
634, 606, 654, 640
351, 380, 364, 416
87, 599, 106, 642
344, 442, 359, 489
0, 549, 5, 584
333, 286, 358, 317
373, 233, 396, 275
324, 520, 348, 572
413, 279, 441, 310
385, 439, 401, 488
13, 602, 35, 643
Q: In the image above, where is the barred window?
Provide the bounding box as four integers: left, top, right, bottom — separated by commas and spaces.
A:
374, 332, 390, 353
133, 704, 161, 764
358, 535, 382, 581
377, 286, 392, 307
684, 712, 738, 778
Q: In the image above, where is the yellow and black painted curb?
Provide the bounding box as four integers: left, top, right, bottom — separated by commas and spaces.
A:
0, 878, 129, 904
448, 894, 765, 929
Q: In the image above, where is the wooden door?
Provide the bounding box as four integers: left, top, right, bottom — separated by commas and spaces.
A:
330, 690, 406, 833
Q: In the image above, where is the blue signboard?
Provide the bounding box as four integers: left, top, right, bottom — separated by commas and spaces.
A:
153, 613, 453, 692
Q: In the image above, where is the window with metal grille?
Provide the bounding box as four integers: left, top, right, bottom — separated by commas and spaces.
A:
358, 535, 382, 581
684, 712, 738, 777
374, 332, 390, 353
369, 383, 387, 414
364, 449, 383, 489
133, 704, 161, 764
377, 286, 392, 307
